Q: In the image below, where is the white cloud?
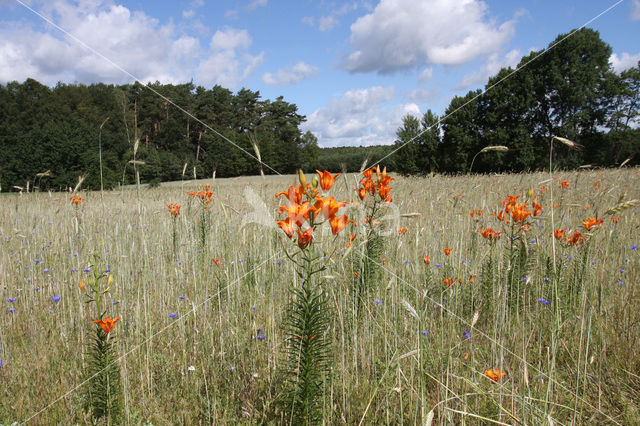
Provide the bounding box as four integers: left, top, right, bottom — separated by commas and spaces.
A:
455, 49, 521, 90
343, 0, 516, 74
0, 2, 263, 88
262, 61, 319, 85
632, 0, 640, 20
610, 52, 640, 73
196, 28, 264, 88
302, 86, 408, 147
246, 0, 267, 11
418, 68, 433, 82
318, 15, 339, 31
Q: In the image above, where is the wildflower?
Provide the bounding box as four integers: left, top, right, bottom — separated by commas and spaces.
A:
7, 297, 16, 303
51, 295, 61, 303
70, 194, 85, 205
581, 217, 603, 231
554, 229, 565, 240
511, 203, 532, 223
276, 217, 296, 238
168, 312, 178, 319
178, 295, 185, 300
567, 230, 584, 246
315, 170, 340, 192
469, 275, 476, 283
632, 245, 638, 250
532, 197, 543, 216
421, 330, 429, 336
296, 228, 313, 250
374, 298, 382, 306
443, 248, 452, 256
93, 317, 120, 335
8, 308, 15, 313
397, 228, 407, 235
560, 180, 569, 189
423, 255, 430, 265
212, 258, 223, 265
79, 278, 86, 293
187, 365, 196, 372
479, 228, 501, 241
329, 214, 351, 235
538, 298, 550, 305
484, 368, 507, 383
256, 329, 266, 341
443, 278, 453, 287
463, 329, 471, 339
167, 202, 181, 217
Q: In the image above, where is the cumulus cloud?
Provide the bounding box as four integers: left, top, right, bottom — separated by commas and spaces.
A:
302, 86, 412, 146
343, 0, 516, 74
196, 28, 264, 88
455, 49, 521, 90
610, 52, 640, 73
0, 1, 264, 88
262, 61, 318, 85
632, 0, 640, 20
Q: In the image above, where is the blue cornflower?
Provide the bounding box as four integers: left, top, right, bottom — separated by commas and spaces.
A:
169, 312, 178, 319
521, 277, 528, 282
631, 245, 638, 250
619, 281, 625, 286
374, 298, 382, 306
34, 259, 41, 264
104, 269, 110, 273
178, 295, 185, 300
567, 256, 574, 261
7, 297, 16, 303
112, 301, 118, 305
8, 308, 16, 313
538, 298, 550, 305
421, 330, 429, 336
34, 286, 40, 291
0, 360, 3, 367
83, 268, 90, 273
51, 295, 61, 303
251, 306, 257, 312
435, 264, 442, 268
543, 277, 550, 282
463, 329, 471, 339
403, 260, 409, 264
43, 268, 50, 273
256, 329, 266, 341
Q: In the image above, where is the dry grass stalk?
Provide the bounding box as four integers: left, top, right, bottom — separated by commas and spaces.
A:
604, 199, 640, 216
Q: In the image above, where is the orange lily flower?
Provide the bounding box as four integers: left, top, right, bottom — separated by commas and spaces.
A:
316, 170, 340, 192
443, 248, 452, 256
581, 217, 603, 231
362, 168, 374, 180
443, 278, 453, 287
479, 228, 501, 241
560, 180, 569, 189
212, 258, 223, 265
279, 202, 311, 227
567, 230, 584, 246
397, 228, 407, 235
70, 194, 85, 205
511, 203, 532, 223
93, 317, 120, 335
423, 255, 430, 265
276, 217, 296, 238
378, 185, 392, 201
469, 275, 476, 284
532, 197, 543, 216
167, 202, 181, 217
329, 214, 351, 235
356, 187, 367, 200
314, 196, 346, 220
554, 229, 566, 240
296, 228, 313, 250
484, 368, 507, 383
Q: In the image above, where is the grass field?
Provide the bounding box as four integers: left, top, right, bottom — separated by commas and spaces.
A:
1, 168, 639, 424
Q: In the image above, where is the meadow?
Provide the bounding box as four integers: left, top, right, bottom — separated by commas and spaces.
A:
0, 168, 639, 424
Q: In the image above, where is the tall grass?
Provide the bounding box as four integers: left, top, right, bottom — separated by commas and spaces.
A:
0, 170, 638, 424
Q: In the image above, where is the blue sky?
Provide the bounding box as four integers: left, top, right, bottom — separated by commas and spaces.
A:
1, 0, 639, 147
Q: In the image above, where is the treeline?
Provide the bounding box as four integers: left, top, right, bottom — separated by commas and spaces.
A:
392, 28, 640, 175
0, 80, 319, 191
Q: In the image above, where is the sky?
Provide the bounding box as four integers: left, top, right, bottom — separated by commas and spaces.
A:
1, 0, 639, 148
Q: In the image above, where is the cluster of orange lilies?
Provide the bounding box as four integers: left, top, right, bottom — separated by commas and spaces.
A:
356, 166, 393, 202
167, 202, 181, 217
70, 193, 85, 205
554, 217, 603, 246
187, 184, 214, 207
276, 170, 352, 250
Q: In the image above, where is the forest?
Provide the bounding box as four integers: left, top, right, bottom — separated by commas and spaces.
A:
0, 28, 638, 191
